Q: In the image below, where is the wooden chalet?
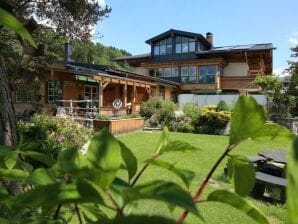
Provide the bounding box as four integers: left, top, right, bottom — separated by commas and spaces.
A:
114, 29, 274, 94
12, 57, 180, 117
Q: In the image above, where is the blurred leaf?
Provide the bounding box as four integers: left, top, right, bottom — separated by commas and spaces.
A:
21, 151, 55, 166
287, 136, 298, 223
155, 127, 170, 154
253, 123, 294, 140
208, 190, 269, 224
13, 180, 104, 210
4, 151, 18, 169
56, 147, 79, 172
0, 145, 13, 155
26, 168, 55, 186
122, 180, 200, 217
108, 215, 179, 224
227, 155, 255, 197
0, 8, 36, 47
160, 140, 201, 154
0, 187, 10, 200
119, 141, 137, 181
86, 129, 121, 189
146, 159, 195, 188
17, 158, 33, 172
0, 168, 28, 180
80, 204, 109, 224
230, 96, 266, 145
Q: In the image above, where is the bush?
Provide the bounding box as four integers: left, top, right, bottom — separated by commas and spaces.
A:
140, 98, 176, 127
18, 114, 92, 166
96, 114, 110, 120
217, 100, 230, 111
182, 103, 202, 120
169, 115, 194, 133
193, 105, 231, 135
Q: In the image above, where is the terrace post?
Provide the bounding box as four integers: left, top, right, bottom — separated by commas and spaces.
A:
132, 83, 136, 113
123, 82, 127, 107
99, 81, 103, 113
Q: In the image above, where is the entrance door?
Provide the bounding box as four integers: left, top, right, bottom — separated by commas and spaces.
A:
84, 85, 98, 108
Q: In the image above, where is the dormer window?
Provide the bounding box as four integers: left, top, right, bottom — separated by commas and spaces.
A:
153, 37, 173, 56
175, 36, 195, 53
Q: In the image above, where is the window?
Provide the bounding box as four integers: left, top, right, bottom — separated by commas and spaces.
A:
15, 84, 37, 103
175, 36, 196, 53
159, 88, 165, 100
153, 37, 173, 55
181, 66, 197, 84
198, 65, 217, 84
47, 81, 59, 102
152, 67, 179, 78
84, 85, 98, 101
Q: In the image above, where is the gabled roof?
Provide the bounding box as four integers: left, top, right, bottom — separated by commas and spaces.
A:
196, 43, 274, 56
145, 29, 210, 46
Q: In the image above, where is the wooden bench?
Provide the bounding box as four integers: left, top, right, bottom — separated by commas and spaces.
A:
251, 172, 286, 203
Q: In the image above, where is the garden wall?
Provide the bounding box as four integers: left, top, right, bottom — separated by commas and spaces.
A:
93, 118, 144, 135
178, 94, 267, 108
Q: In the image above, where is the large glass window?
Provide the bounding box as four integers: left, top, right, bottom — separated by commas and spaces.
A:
181, 66, 197, 84
198, 65, 217, 84
15, 84, 37, 103
175, 36, 196, 54
153, 37, 173, 55
47, 81, 59, 102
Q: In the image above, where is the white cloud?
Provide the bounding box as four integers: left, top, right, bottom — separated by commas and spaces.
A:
289, 32, 298, 47
88, 0, 106, 6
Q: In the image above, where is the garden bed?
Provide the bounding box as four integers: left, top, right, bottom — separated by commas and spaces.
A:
93, 118, 144, 135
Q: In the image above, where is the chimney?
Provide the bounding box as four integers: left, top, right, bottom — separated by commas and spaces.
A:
206, 32, 213, 49
64, 42, 72, 62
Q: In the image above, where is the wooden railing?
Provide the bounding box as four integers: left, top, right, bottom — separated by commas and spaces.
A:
220, 76, 256, 90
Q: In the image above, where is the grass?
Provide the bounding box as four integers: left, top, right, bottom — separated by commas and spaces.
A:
117, 131, 291, 224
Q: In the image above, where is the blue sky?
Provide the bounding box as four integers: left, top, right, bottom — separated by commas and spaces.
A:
95, 0, 298, 75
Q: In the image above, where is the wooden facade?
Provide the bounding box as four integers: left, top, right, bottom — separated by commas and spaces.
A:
12, 62, 179, 116
114, 29, 274, 95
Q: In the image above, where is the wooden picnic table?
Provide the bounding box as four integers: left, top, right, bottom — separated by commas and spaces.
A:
258, 149, 287, 164
250, 149, 287, 203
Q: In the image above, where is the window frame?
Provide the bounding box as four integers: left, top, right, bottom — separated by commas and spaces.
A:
175, 36, 196, 54
15, 84, 36, 103
153, 37, 173, 56
198, 65, 217, 84
47, 81, 59, 103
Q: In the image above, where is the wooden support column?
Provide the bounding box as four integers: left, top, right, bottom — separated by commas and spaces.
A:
132, 83, 136, 113
99, 81, 103, 109
123, 82, 127, 107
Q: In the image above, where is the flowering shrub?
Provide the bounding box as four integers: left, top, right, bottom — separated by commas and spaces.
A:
169, 116, 194, 133
193, 105, 231, 135
182, 103, 202, 120
18, 114, 92, 166
141, 98, 176, 127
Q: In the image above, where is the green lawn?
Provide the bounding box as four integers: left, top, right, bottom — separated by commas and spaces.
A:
117, 131, 291, 224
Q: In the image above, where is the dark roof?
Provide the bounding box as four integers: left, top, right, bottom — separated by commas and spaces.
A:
64, 62, 180, 86
196, 43, 274, 56
145, 29, 210, 46
113, 53, 150, 61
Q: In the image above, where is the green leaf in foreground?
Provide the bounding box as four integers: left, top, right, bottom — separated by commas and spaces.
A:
207, 190, 269, 224
122, 180, 200, 217
146, 159, 195, 188
230, 96, 266, 145
86, 129, 121, 189
155, 127, 170, 154
253, 123, 294, 140
0, 8, 36, 47
13, 181, 104, 210
0, 168, 28, 180
287, 136, 298, 224
160, 140, 201, 154
21, 151, 56, 166
4, 151, 18, 169
119, 141, 137, 181
108, 215, 179, 224
227, 155, 255, 197
26, 168, 55, 186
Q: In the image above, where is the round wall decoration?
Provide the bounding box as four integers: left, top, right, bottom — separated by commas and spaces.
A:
112, 99, 123, 109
